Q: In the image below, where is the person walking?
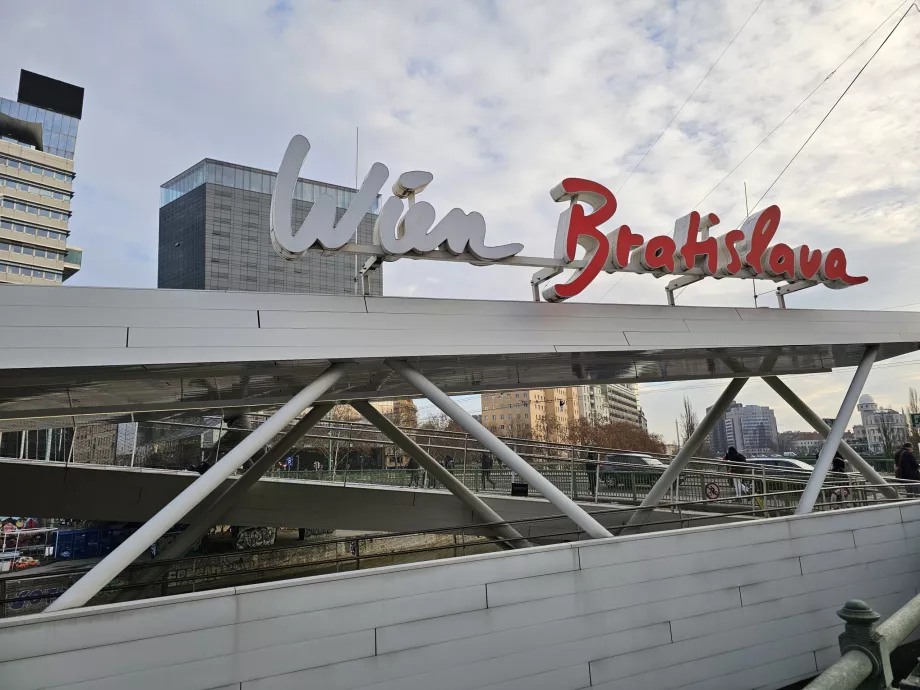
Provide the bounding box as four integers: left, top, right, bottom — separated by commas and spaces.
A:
584, 453, 599, 497
899, 443, 920, 496
406, 456, 420, 488
895, 442, 910, 479
723, 447, 748, 497
829, 451, 850, 507
480, 452, 496, 490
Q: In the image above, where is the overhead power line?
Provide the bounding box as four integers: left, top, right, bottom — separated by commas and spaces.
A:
616, 0, 767, 194
743, 2, 920, 219
695, 0, 912, 209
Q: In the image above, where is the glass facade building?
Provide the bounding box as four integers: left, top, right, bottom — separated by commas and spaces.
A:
158, 159, 383, 295
0, 97, 80, 160
0, 70, 83, 285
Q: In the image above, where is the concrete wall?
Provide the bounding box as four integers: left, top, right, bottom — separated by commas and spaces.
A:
3, 501, 920, 690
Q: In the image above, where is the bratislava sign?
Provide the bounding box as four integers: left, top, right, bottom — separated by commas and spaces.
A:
271, 135, 866, 303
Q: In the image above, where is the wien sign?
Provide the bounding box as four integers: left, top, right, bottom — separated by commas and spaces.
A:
270, 135, 866, 303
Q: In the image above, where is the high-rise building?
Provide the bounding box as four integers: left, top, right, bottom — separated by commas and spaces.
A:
0, 70, 83, 285
572, 383, 642, 425
158, 158, 382, 294
706, 402, 779, 456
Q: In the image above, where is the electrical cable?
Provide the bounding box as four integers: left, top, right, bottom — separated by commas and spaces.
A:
694, 0, 911, 209
742, 3, 920, 219
595, 273, 626, 303
616, 0, 767, 194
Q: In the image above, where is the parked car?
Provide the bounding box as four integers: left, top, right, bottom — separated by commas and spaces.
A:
600, 453, 667, 489
747, 457, 814, 475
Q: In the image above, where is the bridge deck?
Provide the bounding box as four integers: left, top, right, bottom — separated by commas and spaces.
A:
0, 286, 917, 424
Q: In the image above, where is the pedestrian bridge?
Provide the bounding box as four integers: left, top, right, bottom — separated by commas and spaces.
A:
0, 458, 747, 539
2, 286, 920, 688
2, 500, 919, 690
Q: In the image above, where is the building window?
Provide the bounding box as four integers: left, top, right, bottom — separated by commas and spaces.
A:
1, 197, 69, 221
0, 175, 70, 201
0, 156, 73, 183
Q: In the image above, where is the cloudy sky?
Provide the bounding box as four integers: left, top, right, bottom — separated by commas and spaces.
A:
5, 0, 920, 441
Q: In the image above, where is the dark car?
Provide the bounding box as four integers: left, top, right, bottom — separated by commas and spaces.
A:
600, 453, 667, 489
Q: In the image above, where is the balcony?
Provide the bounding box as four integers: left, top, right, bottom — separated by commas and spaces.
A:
63, 245, 82, 280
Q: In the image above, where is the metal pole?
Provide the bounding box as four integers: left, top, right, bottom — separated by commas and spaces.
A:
797, 346, 878, 515
129, 423, 137, 468
45, 364, 346, 612
388, 360, 612, 539
761, 375, 897, 500
351, 401, 531, 549
621, 377, 748, 533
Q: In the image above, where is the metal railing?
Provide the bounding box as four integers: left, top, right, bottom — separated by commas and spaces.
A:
7, 415, 918, 518
806, 594, 920, 689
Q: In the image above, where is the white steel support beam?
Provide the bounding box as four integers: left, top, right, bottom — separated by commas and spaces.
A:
351, 401, 532, 549
797, 345, 879, 515
112, 402, 334, 602
762, 375, 897, 500
159, 402, 334, 561
388, 360, 612, 540
620, 377, 748, 534
46, 364, 346, 612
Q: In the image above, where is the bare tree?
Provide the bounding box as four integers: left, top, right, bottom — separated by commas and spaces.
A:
908, 387, 920, 446
876, 413, 902, 459
565, 416, 667, 454
679, 396, 698, 446
301, 405, 373, 473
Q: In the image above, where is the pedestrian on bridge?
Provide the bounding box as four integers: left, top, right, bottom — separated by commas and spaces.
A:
480, 452, 496, 490
899, 443, 920, 496
723, 447, 748, 497
406, 457, 420, 488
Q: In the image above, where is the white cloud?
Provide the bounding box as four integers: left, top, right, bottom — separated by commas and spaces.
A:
3, 0, 919, 441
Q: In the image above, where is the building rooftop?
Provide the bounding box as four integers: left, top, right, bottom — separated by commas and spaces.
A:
159, 158, 380, 213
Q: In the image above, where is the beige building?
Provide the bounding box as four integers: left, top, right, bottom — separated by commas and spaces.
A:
371, 399, 419, 428
483, 383, 643, 441
0, 71, 83, 285
482, 387, 581, 442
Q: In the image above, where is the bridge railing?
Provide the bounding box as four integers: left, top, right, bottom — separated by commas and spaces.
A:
805, 594, 920, 689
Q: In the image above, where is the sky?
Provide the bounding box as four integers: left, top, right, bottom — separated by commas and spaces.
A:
4, 0, 920, 443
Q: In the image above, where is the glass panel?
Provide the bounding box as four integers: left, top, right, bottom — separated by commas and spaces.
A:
242, 169, 251, 191
221, 165, 234, 187
234, 168, 244, 189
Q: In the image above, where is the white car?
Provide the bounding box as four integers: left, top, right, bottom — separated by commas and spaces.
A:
747, 457, 814, 474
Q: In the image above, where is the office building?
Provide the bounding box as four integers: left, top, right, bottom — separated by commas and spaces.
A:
707, 402, 779, 456
158, 159, 382, 294
854, 394, 908, 455
0, 70, 83, 285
